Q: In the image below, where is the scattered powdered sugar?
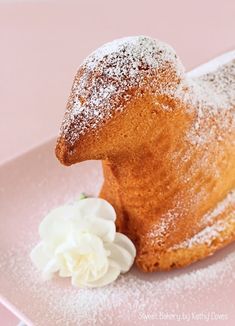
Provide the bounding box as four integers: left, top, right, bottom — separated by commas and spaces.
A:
1, 190, 234, 325
145, 189, 235, 251
201, 190, 235, 225
60, 36, 185, 144
147, 209, 178, 241
172, 219, 232, 250
147, 199, 186, 244
172, 190, 235, 250
1, 233, 235, 325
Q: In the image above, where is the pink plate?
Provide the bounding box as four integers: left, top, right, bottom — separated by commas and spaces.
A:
0, 138, 235, 326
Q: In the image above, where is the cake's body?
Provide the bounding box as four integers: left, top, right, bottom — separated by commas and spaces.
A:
56, 36, 235, 272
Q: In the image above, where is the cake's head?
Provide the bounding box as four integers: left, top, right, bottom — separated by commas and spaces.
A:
56, 36, 186, 165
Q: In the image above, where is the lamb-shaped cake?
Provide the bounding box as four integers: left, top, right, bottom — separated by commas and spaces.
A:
56, 36, 235, 272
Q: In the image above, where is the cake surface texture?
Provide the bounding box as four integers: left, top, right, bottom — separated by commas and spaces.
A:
56, 36, 235, 272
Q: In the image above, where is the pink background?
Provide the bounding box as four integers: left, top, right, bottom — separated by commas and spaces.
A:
0, 0, 234, 324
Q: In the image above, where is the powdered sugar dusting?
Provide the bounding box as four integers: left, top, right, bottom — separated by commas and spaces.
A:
59, 36, 234, 150
188, 50, 235, 78
60, 36, 184, 145
147, 199, 186, 244
202, 190, 235, 225
172, 219, 233, 250
172, 190, 235, 249
1, 233, 235, 325
186, 57, 235, 146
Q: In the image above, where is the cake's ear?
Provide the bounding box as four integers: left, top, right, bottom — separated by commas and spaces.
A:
55, 36, 186, 165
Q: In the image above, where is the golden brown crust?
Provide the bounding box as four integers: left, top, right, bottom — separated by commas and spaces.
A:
135, 197, 235, 271
98, 92, 235, 271
55, 36, 235, 272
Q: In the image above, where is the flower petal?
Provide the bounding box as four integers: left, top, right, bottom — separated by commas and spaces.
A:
105, 241, 134, 273
30, 242, 52, 270
83, 264, 120, 288
42, 258, 59, 280
73, 216, 116, 242
114, 233, 136, 258
75, 198, 116, 221
30, 242, 59, 280
39, 206, 74, 247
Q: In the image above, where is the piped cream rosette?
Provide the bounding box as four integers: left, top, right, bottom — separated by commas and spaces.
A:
30, 197, 136, 287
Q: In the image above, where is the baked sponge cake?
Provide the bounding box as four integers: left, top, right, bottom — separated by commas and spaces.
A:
55, 36, 235, 272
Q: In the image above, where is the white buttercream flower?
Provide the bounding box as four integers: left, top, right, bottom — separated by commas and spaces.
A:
30, 198, 136, 287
